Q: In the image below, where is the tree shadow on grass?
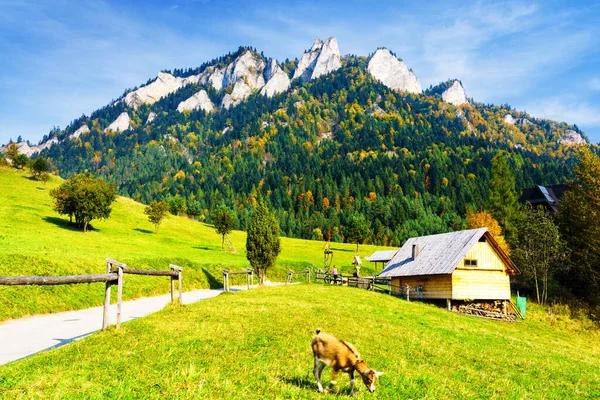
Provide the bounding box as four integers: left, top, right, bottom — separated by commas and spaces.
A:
133, 228, 154, 234
330, 246, 354, 253
193, 245, 220, 251
201, 268, 222, 289
42, 216, 98, 232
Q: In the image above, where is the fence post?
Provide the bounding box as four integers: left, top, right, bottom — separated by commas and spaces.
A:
116, 266, 123, 329
371, 277, 375, 291
170, 265, 183, 304
170, 273, 175, 303
102, 261, 112, 330
406, 284, 410, 301
247, 269, 251, 290
178, 270, 183, 303
306, 268, 310, 283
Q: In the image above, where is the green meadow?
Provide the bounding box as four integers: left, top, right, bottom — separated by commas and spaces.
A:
0, 167, 383, 321
1, 284, 598, 399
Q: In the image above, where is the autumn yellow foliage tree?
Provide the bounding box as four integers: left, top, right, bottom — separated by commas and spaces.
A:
465, 209, 510, 255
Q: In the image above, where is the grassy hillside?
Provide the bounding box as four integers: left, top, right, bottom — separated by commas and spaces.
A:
1, 285, 598, 399
0, 167, 384, 321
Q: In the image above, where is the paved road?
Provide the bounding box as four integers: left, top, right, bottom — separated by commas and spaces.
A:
0, 286, 251, 365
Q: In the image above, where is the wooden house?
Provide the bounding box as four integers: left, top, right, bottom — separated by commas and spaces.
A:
379, 228, 519, 307
519, 184, 569, 213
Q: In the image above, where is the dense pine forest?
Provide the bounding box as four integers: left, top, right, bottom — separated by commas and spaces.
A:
38, 52, 586, 247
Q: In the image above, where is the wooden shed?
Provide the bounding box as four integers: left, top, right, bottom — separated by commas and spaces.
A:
379, 228, 519, 306
366, 249, 399, 271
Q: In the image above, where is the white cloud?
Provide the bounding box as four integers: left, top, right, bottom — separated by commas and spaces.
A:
524, 96, 600, 127
590, 78, 600, 91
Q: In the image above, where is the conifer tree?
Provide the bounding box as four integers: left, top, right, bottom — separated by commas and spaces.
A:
246, 200, 281, 285
488, 152, 519, 243
558, 147, 600, 304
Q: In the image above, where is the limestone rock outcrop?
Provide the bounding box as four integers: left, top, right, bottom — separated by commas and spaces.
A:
69, 124, 90, 140
0, 137, 59, 157
124, 72, 200, 109
219, 50, 267, 109
177, 90, 215, 113
146, 112, 157, 124
504, 114, 516, 125
441, 80, 468, 106
367, 48, 421, 94
558, 130, 586, 146
105, 112, 130, 132
293, 37, 341, 82
261, 59, 291, 97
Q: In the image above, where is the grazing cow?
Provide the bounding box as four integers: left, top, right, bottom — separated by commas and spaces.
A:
311, 329, 383, 395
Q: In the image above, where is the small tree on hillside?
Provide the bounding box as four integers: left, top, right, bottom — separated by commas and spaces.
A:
5, 143, 19, 164
187, 200, 202, 219
30, 157, 49, 180
50, 172, 117, 232
212, 205, 235, 250
246, 200, 281, 285
144, 200, 170, 234
513, 206, 567, 305
167, 195, 187, 216
344, 213, 370, 252
13, 153, 29, 170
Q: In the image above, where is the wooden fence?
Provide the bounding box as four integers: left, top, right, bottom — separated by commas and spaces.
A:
0, 258, 183, 330
286, 268, 311, 285
314, 270, 421, 300
222, 268, 253, 292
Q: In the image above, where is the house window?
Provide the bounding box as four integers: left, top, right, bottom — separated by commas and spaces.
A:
465, 259, 478, 267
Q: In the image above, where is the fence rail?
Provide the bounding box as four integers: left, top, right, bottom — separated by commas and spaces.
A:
0, 273, 118, 286
315, 270, 422, 299
286, 268, 311, 284
222, 268, 254, 292
1, 258, 183, 330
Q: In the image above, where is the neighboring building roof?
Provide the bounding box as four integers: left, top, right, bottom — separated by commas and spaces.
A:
519, 184, 569, 212
379, 228, 518, 278
366, 249, 399, 263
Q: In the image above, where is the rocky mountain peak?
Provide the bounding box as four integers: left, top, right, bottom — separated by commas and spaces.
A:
441, 80, 468, 106
311, 38, 324, 51
367, 48, 422, 94
261, 58, 291, 98
293, 37, 341, 82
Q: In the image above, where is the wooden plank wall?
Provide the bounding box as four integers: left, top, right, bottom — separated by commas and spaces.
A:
451, 270, 511, 299
392, 275, 452, 299
453, 239, 511, 300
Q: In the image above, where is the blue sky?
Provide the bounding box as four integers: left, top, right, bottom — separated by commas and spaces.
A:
1, 0, 599, 145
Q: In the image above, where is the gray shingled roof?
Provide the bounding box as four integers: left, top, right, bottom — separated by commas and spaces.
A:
379, 228, 489, 277
367, 250, 399, 263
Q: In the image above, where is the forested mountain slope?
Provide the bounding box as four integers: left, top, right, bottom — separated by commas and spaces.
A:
25, 38, 593, 246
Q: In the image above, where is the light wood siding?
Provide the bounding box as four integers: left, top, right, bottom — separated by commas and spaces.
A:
452, 238, 511, 299
391, 275, 451, 299
451, 269, 511, 299
457, 241, 506, 271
